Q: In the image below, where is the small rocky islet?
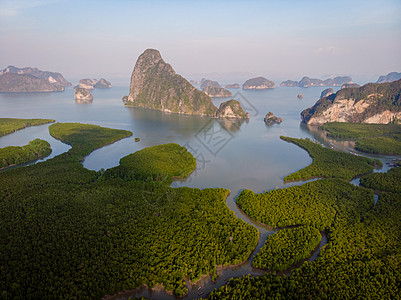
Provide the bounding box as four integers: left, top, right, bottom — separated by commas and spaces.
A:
74, 87, 93, 101
225, 83, 240, 89
264, 112, 283, 125
242, 76, 275, 90
75, 78, 112, 90
216, 100, 249, 119
74, 78, 111, 101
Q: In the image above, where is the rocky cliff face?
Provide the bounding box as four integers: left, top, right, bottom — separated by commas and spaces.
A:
301, 79, 401, 125
243, 77, 275, 90
126, 49, 217, 116
0, 65, 71, 88
216, 100, 248, 118
202, 86, 232, 97
74, 88, 93, 101
0, 73, 65, 92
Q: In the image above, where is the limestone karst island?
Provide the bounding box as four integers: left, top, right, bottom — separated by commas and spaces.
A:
124, 49, 247, 118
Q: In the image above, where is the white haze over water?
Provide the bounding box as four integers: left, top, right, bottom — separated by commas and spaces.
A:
0, 0, 400, 85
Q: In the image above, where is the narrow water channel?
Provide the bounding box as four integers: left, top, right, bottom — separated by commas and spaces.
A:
109, 188, 329, 300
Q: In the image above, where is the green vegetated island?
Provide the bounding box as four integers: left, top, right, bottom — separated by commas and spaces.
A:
252, 226, 321, 272
360, 165, 401, 193
320, 122, 401, 155
0, 138, 51, 169
0, 118, 55, 136
0, 122, 258, 298
102, 143, 196, 183
280, 136, 382, 181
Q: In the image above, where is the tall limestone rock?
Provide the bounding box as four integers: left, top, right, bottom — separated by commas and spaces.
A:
301, 79, 401, 125
126, 49, 217, 116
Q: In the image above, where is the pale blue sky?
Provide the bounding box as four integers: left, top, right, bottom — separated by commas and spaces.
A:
0, 0, 400, 83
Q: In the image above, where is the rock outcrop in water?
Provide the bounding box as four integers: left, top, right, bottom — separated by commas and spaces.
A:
0, 65, 70, 92
243, 77, 275, 90
225, 83, 240, 89
74, 88, 93, 101
78, 79, 95, 90
376, 72, 401, 83
264, 112, 283, 125
301, 79, 401, 125
126, 49, 217, 116
203, 86, 232, 97
281, 76, 353, 88
94, 78, 111, 88
216, 100, 248, 118
76, 78, 111, 89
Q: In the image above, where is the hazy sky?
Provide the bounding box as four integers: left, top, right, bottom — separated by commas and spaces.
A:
0, 0, 400, 84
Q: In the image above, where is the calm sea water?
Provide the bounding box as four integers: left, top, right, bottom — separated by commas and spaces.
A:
0, 85, 395, 299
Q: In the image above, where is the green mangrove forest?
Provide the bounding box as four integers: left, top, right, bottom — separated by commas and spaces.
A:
0, 118, 55, 136
1, 119, 400, 299
280, 136, 382, 181
0, 138, 52, 169
320, 122, 401, 155
252, 226, 321, 271
0, 122, 258, 298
